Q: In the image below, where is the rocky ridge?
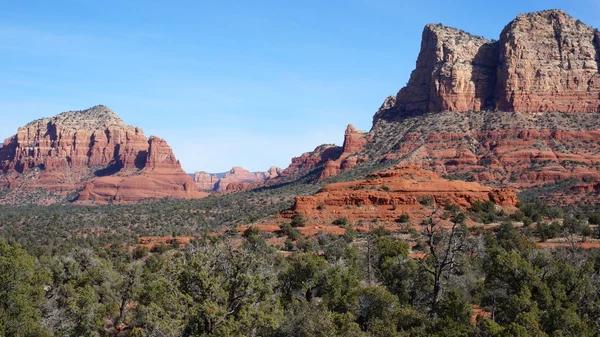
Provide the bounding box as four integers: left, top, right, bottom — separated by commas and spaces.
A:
280, 166, 517, 227
274, 124, 369, 183
193, 166, 282, 192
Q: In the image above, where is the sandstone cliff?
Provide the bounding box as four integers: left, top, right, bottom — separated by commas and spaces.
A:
393, 24, 498, 114
0, 106, 207, 204
193, 166, 282, 191
496, 10, 600, 112
383, 9, 600, 117
193, 171, 220, 190
278, 144, 343, 179
318, 124, 368, 180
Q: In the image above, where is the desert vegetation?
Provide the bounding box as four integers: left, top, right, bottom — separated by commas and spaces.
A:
3, 194, 600, 336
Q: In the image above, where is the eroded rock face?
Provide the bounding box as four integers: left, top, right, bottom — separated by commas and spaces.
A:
278, 144, 343, 179
496, 10, 600, 112
193, 171, 219, 190
193, 166, 283, 191
274, 124, 369, 183
0, 106, 142, 172
387, 9, 600, 116
287, 166, 517, 225
146, 136, 180, 169
318, 124, 368, 180
269, 10, 600, 205
0, 106, 206, 205
395, 24, 498, 114
369, 111, 600, 191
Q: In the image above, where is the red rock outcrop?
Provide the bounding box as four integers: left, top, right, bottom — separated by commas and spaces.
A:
0, 106, 147, 172
497, 10, 600, 112
289, 10, 600, 204
76, 135, 207, 204
278, 144, 343, 179
394, 24, 498, 114
385, 9, 600, 116
318, 124, 368, 180
273, 125, 369, 183
0, 106, 207, 205
193, 171, 219, 190
285, 166, 517, 226
368, 111, 600, 192
145, 136, 180, 169
193, 166, 283, 192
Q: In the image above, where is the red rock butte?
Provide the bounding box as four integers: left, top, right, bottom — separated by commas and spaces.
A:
379, 9, 600, 117
272, 10, 600, 205
193, 166, 282, 192
0, 105, 207, 204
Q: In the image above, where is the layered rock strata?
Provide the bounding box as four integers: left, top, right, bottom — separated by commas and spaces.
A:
284, 166, 517, 226
383, 9, 600, 117
0, 106, 206, 204
193, 166, 282, 191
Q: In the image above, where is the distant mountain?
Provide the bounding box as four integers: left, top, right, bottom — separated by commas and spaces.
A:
193, 166, 282, 192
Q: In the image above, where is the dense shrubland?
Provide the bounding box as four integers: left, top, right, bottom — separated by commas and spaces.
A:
3, 198, 600, 336
0, 180, 319, 251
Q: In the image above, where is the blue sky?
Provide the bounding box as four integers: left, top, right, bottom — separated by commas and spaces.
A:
1, 0, 598, 172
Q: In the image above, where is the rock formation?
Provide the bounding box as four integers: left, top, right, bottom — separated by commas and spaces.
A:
394, 24, 499, 114
279, 10, 600, 204
275, 124, 368, 182
0, 106, 144, 172
193, 166, 282, 191
319, 124, 368, 180
496, 10, 600, 112
278, 144, 343, 179
285, 166, 517, 226
383, 9, 600, 117
0, 106, 207, 204
194, 171, 220, 190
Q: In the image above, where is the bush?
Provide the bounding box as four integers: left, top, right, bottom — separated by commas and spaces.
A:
444, 200, 461, 213
151, 244, 169, 254
332, 217, 349, 226
581, 225, 593, 237
397, 213, 410, 223
537, 221, 561, 242
279, 223, 301, 241
470, 200, 495, 213
418, 195, 433, 206
291, 214, 307, 228
243, 226, 261, 238
132, 246, 148, 260
371, 226, 391, 237
343, 225, 357, 242
589, 214, 600, 225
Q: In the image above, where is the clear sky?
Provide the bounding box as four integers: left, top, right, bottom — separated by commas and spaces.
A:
1, 0, 598, 173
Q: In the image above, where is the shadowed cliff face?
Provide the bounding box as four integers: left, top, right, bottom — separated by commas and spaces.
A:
0, 105, 207, 205
385, 9, 600, 118
394, 24, 499, 114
